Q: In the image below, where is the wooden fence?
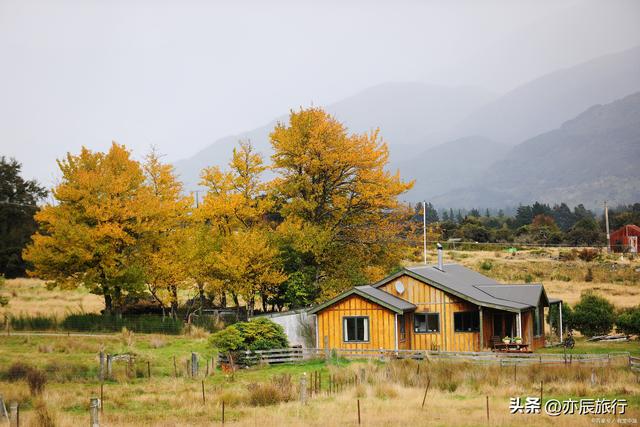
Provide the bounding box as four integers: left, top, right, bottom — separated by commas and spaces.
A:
218, 347, 633, 367
630, 356, 640, 372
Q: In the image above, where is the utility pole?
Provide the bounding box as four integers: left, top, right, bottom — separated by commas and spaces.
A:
604, 201, 611, 253
423, 201, 427, 265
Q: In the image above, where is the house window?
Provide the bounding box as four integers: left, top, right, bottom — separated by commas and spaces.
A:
414, 313, 439, 333
343, 316, 369, 342
454, 311, 479, 332
533, 307, 543, 337
398, 315, 406, 340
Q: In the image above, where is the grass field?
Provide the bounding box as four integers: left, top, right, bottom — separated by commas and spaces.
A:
0, 333, 638, 426
1, 249, 638, 425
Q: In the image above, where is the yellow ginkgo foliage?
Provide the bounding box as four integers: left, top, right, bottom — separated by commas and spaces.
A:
212, 228, 287, 317
270, 107, 414, 299
23, 143, 150, 313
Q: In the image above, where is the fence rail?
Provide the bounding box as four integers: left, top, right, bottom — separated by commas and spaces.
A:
218, 347, 633, 367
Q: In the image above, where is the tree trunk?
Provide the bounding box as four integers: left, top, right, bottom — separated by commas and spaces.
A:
220, 292, 227, 308
170, 285, 178, 319
104, 292, 113, 315
197, 282, 205, 314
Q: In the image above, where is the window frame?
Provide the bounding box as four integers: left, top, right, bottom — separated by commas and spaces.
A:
342, 316, 370, 343
413, 312, 440, 334
533, 306, 543, 337
398, 314, 406, 341
453, 311, 480, 333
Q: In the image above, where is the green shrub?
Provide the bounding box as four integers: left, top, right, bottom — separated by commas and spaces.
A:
479, 260, 493, 271
209, 325, 245, 354
236, 318, 289, 351
547, 303, 573, 335
616, 306, 640, 335
209, 318, 289, 355
571, 292, 615, 337
10, 314, 58, 331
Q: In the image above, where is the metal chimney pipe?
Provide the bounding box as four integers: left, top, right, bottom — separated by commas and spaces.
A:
437, 243, 443, 271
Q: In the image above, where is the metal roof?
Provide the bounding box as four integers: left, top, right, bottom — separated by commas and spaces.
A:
373, 264, 547, 312
308, 285, 416, 315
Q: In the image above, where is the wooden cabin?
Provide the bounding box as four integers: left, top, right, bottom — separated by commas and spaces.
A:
610, 224, 640, 253
310, 251, 551, 353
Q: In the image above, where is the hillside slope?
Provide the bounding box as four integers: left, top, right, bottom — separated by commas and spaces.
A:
450, 45, 640, 145
433, 92, 640, 208
173, 83, 493, 188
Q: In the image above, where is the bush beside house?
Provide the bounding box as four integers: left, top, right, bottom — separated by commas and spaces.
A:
210, 318, 289, 355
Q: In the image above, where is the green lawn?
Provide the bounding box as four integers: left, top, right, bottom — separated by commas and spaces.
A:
537, 337, 640, 356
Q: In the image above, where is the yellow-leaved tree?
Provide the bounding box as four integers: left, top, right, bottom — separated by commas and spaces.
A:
198, 141, 285, 314
270, 107, 414, 300
23, 143, 149, 313
137, 149, 193, 318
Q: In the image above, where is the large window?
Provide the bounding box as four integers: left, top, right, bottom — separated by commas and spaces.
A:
414, 313, 440, 333
454, 311, 479, 332
343, 316, 369, 342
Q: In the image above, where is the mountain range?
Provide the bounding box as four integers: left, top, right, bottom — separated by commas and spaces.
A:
174, 45, 640, 208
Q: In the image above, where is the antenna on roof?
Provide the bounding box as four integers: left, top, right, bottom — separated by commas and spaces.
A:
423, 201, 427, 265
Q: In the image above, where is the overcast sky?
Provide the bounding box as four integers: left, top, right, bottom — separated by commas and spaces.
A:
1, 0, 640, 188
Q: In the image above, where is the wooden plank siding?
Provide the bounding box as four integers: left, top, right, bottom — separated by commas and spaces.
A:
378, 274, 480, 352
315, 273, 547, 352
316, 295, 397, 351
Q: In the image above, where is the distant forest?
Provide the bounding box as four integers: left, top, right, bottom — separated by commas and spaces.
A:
415, 202, 640, 247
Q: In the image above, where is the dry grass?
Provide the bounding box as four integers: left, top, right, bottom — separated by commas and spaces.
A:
0, 334, 637, 426
0, 278, 103, 318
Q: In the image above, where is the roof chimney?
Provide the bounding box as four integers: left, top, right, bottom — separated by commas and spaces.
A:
436, 243, 444, 271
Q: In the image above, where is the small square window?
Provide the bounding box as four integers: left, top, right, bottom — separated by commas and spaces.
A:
454, 311, 479, 332
414, 313, 439, 333
343, 316, 369, 342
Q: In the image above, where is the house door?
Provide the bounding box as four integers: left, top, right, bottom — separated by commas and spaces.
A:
493, 313, 515, 338
629, 236, 638, 253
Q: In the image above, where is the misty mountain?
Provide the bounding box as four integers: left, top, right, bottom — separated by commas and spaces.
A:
450, 45, 640, 145
432, 92, 640, 208
173, 83, 494, 189
397, 136, 509, 201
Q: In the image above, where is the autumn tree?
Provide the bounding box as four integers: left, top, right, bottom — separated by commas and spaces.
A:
23, 143, 149, 313
212, 228, 287, 316
199, 141, 284, 313
270, 108, 413, 299
137, 150, 193, 318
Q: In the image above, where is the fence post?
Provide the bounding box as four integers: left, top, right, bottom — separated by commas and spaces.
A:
485, 396, 489, 424
201, 380, 206, 404
0, 395, 7, 421
90, 398, 100, 427
106, 355, 112, 380
357, 399, 361, 425
300, 372, 308, 404
324, 336, 329, 359
9, 401, 18, 427
99, 351, 105, 381
173, 356, 177, 377
421, 377, 431, 409
191, 353, 198, 378
147, 361, 151, 379
100, 383, 104, 414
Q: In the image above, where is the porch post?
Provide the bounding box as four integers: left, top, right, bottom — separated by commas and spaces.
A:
517, 312, 522, 338
394, 313, 399, 352
479, 307, 484, 351
559, 302, 563, 343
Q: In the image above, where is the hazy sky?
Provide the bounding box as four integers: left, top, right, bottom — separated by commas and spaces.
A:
1, 0, 640, 188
